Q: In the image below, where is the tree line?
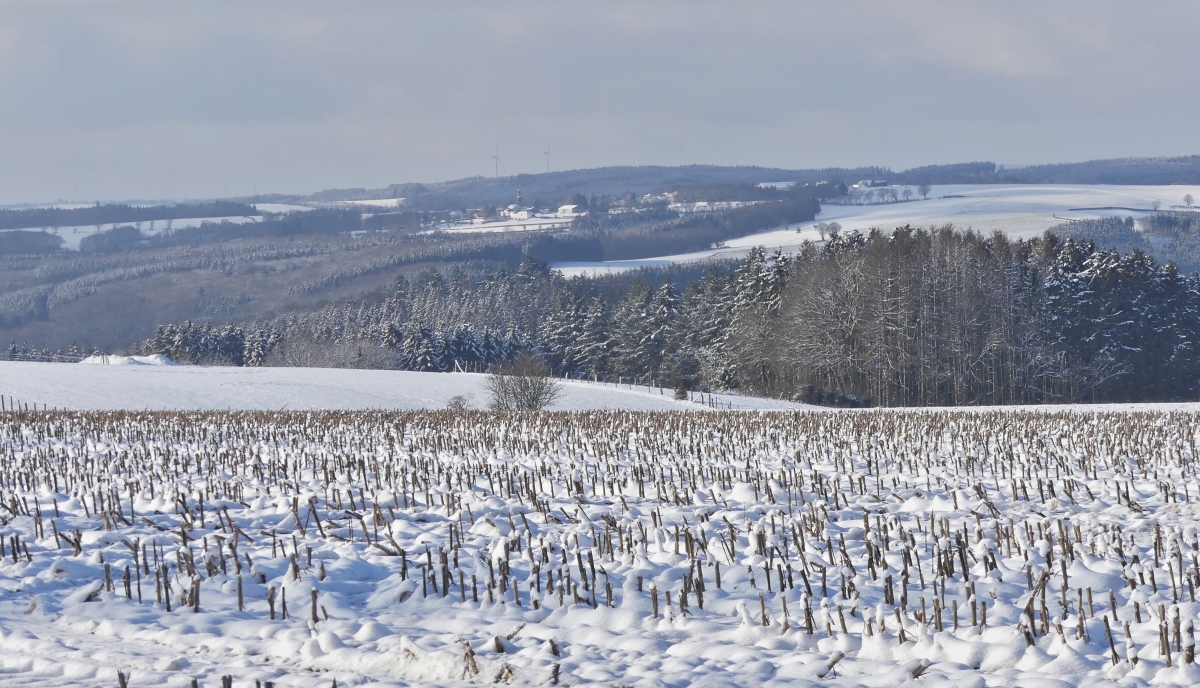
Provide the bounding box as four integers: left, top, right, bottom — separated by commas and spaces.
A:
0, 201, 257, 232
140, 225, 1200, 405
78, 209, 362, 253
1055, 212, 1200, 275
0, 230, 66, 256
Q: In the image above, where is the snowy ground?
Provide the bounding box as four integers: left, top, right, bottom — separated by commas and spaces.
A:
439, 218, 575, 234
0, 204, 319, 251
255, 204, 314, 214
1, 407, 1200, 686
335, 200, 406, 210
0, 360, 803, 412
0, 216, 260, 251
554, 184, 1200, 276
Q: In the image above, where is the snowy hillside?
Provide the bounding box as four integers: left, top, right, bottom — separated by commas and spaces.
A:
555, 183, 1200, 276
0, 215, 261, 251
0, 360, 803, 411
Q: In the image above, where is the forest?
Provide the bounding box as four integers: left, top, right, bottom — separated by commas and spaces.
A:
0, 201, 257, 231
76, 209, 363, 253
1056, 213, 1200, 274
0, 190, 821, 349
141, 226, 1200, 406
4, 180, 1199, 408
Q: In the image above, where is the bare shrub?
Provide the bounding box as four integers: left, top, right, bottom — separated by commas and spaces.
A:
485, 352, 563, 412
446, 394, 473, 411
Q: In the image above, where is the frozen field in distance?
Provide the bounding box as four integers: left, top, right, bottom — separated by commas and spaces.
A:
554, 184, 1200, 276
0, 203, 317, 250
0, 215, 260, 251
253, 203, 314, 214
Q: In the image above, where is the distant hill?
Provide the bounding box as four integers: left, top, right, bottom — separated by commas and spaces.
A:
18, 157, 1200, 212
294, 164, 890, 209
895, 157, 1200, 185
0, 201, 258, 231
284, 156, 1200, 209
997, 156, 1200, 185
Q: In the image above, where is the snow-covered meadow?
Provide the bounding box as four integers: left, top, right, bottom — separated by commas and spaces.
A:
0, 360, 801, 412
0, 216, 262, 251
1, 405, 1200, 687
554, 184, 1200, 276
0, 203, 319, 251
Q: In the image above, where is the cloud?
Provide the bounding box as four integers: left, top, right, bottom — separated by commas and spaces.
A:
0, 1, 1197, 202
867, 3, 1077, 78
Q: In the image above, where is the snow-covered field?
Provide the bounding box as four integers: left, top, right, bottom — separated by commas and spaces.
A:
440, 218, 575, 234
0, 360, 802, 412
555, 184, 1200, 276
335, 200, 406, 210
0, 215, 260, 251
1, 406, 1200, 686
255, 204, 314, 214
0, 203, 320, 251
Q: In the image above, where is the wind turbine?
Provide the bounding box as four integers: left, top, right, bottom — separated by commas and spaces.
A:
544, 144, 550, 174
493, 147, 503, 178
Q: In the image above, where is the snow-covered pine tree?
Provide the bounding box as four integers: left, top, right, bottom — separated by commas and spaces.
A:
640, 279, 682, 382
610, 282, 653, 382
538, 291, 591, 377
726, 247, 788, 391
578, 296, 615, 380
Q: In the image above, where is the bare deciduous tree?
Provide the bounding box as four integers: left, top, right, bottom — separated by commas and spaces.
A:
767, 225, 1154, 406
813, 222, 840, 242
1152, 200, 1162, 211
485, 352, 563, 411
1185, 194, 1194, 207
917, 184, 931, 200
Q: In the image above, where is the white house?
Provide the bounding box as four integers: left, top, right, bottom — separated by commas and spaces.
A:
557, 205, 581, 217
501, 203, 535, 220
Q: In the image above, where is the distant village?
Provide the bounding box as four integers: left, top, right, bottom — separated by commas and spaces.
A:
322, 177, 902, 235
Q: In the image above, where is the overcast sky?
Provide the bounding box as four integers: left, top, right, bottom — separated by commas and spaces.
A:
2, 1, 1199, 203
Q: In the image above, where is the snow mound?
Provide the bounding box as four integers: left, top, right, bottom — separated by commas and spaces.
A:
79, 354, 177, 366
